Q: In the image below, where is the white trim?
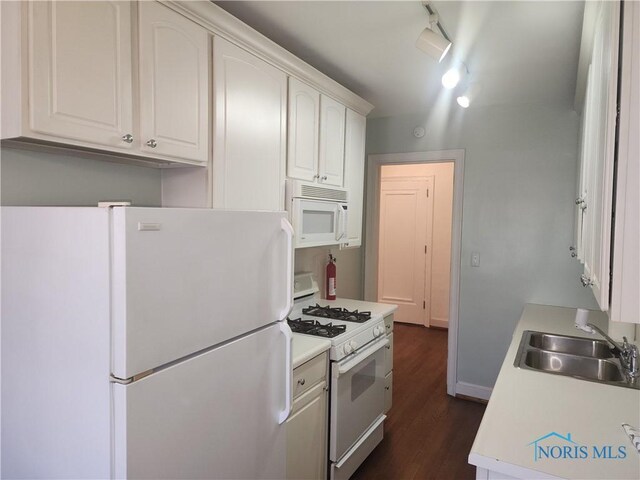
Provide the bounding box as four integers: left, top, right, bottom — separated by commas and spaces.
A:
364, 149, 464, 397
162, 1, 373, 116
455, 381, 492, 402
430, 317, 448, 329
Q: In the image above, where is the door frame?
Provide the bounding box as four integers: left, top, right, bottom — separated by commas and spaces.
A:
364, 149, 465, 397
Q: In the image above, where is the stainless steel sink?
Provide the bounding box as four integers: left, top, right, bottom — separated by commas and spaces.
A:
527, 332, 613, 358
515, 330, 640, 390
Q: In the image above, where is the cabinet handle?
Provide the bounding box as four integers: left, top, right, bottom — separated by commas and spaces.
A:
321, 176, 328, 181
385, 386, 390, 390
121, 134, 134, 144
385, 345, 391, 350
297, 378, 305, 386
146, 139, 157, 148
580, 274, 594, 287
313, 174, 320, 179
569, 246, 577, 258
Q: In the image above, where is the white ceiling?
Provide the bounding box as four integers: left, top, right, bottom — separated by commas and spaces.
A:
214, 1, 585, 119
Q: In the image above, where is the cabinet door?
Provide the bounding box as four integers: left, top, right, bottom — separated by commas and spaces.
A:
288, 78, 320, 182
318, 95, 346, 186
611, 0, 640, 324
581, 0, 619, 310
29, 1, 133, 148
213, 37, 287, 211
343, 109, 366, 247
286, 383, 327, 480
138, 1, 209, 163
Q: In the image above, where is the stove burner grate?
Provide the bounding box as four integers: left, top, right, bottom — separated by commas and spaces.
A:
302, 304, 372, 323
287, 318, 346, 338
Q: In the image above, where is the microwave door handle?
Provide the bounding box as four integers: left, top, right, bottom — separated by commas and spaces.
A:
336, 206, 346, 241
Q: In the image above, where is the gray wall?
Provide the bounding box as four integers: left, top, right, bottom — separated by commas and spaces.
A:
1, 146, 162, 206
365, 103, 599, 389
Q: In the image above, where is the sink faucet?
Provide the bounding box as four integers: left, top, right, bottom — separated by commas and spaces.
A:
586, 323, 639, 379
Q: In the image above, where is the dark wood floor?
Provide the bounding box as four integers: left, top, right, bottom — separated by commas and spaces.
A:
351, 324, 486, 480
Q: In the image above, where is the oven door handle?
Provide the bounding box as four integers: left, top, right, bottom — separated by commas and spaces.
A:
335, 337, 389, 376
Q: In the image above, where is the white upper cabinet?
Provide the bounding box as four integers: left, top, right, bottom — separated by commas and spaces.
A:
343, 109, 366, 248
578, 0, 619, 310
212, 37, 287, 211
610, 0, 639, 324
318, 95, 346, 187
138, 1, 209, 163
287, 78, 320, 182
28, 1, 134, 149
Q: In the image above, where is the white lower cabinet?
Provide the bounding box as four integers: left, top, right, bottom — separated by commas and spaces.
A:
286, 352, 328, 480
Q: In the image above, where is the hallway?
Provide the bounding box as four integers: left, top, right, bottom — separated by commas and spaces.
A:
351, 324, 486, 480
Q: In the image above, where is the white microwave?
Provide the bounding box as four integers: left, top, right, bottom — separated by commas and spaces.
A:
286, 180, 348, 248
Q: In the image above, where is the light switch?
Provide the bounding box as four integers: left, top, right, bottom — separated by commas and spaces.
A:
471, 252, 480, 267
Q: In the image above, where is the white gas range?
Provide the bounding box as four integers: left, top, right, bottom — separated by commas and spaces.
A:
289, 273, 392, 480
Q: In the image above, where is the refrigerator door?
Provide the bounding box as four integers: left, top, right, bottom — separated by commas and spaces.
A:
111, 207, 293, 379
112, 323, 287, 479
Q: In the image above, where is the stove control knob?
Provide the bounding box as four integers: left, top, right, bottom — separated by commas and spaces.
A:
373, 326, 382, 337
349, 340, 358, 351
344, 343, 353, 354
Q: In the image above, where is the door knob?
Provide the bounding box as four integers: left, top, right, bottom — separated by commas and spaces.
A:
146, 139, 157, 148
121, 134, 134, 144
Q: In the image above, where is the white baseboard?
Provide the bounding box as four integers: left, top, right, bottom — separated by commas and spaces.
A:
455, 381, 492, 401
430, 316, 448, 328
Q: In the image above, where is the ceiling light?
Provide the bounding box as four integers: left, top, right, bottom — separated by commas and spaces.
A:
416, 26, 452, 62
456, 95, 470, 108
415, 6, 452, 63
456, 82, 480, 108
441, 69, 460, 89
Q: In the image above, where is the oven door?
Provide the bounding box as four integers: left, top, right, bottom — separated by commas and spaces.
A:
292, 198, 347, 248
330, 336, 388, 462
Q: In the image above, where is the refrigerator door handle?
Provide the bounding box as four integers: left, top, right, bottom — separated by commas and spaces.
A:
278, 217, 294, 320
278, 321, 293, 424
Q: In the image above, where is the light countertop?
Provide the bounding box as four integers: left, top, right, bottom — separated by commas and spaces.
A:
292, 334, 331, 369
469, 304, 640, 479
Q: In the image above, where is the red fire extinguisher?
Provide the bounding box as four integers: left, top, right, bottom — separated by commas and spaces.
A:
326, 254, 337, 300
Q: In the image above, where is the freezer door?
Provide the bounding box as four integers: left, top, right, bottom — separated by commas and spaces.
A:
112, 323, 287, 479
111, 207, 293, 378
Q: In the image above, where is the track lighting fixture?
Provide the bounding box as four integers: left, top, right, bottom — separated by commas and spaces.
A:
416, 3, 452, 62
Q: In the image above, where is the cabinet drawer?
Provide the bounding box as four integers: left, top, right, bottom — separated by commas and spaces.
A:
293, 351, 327, 399
384, 314, 394, 334
384, 371, 393, 414
384, 332, 393, 375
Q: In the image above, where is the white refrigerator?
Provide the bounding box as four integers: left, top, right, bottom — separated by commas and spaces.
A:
1, 206, 294, 479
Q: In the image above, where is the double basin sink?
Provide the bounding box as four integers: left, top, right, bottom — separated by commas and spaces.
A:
515, 331, 639, 390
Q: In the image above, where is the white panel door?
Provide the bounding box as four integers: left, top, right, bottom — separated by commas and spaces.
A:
377, 178, 432, 325
138, 1, 209, 163
213, 37, 287, 211
287, 77, 320, 181
343, 109, 366, 247
110, 208, 293, 379
319, 95, 346, 186
28, 1, 133, 148
113, 323, 287, 479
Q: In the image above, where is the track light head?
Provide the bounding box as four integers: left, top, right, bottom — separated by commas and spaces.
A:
416, 27, 452, 62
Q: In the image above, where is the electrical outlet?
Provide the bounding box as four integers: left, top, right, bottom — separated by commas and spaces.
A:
471, 252, 480, 267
